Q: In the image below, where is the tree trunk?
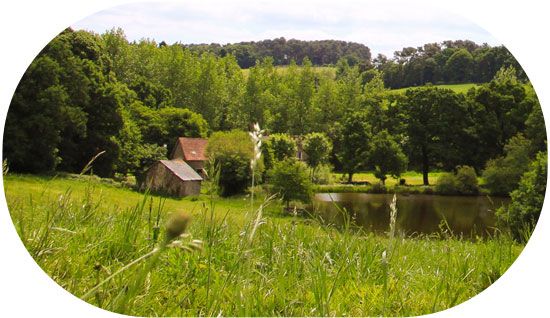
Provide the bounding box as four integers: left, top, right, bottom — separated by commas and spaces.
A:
422, 145, 429, 186
347, 172, 353, 184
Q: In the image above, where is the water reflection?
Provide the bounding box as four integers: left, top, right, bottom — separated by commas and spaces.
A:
313, 193, 509, 237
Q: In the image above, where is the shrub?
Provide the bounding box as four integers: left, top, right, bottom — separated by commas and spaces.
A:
435, 173, 458, 194
207, 130, 263, 196
454, 166, 479, 194
311, 164, 334, 185
266, 133, 297, 162
269, 158, 312, 208
303, 133, 332, 179
496, 151, 547, 241
482, 134, 532, 195
368, 130, 408, 184
435, 166, 479, 195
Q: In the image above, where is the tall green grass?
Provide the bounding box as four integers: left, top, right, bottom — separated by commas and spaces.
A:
4, 174, 523, 316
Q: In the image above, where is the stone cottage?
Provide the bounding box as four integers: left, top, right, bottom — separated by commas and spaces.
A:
143, 137, 208, 197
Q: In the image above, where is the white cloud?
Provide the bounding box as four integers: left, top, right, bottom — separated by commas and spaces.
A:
71, 0, 498, 56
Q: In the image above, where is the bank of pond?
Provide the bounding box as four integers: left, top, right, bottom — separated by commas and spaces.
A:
313, 183, 493, 196
312, 193, 509, 238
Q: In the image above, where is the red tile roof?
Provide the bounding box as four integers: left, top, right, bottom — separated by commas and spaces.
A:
177, 137, 208, 161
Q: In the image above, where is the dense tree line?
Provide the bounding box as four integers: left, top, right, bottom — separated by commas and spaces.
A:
4, 28, 208, 179
185, 37, 522, 89
375, 40, 524, 88
185, 38, 372, 68
3, 28, 544, 189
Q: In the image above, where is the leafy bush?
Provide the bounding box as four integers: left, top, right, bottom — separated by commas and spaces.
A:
436, 166, 479, 195
303, 132, 332, 177
369, 130, 408, 184
435, 173, 458, 194
496, 151, 547, 241
207, 130, 263, 196
482, 134, 532, 195
454, 166, 479, 194
311, 164, 333, 185
266, 133, 297, 162
269, 158, 312, 208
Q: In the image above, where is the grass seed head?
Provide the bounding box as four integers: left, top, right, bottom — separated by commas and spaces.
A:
165, 211, 191, 243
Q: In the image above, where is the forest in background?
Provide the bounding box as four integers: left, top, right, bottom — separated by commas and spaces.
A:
186, 37, 525, 88
3, 28, 544, 188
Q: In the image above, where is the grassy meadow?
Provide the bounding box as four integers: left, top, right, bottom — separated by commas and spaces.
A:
4, 174, 523, 316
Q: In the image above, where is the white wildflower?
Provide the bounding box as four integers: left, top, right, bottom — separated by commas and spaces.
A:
389, 194, 397, 239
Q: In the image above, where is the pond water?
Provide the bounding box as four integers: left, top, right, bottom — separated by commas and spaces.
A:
313, 193, 510, 237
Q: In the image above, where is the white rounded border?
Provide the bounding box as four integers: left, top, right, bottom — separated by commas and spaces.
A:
0, 0, 548, 317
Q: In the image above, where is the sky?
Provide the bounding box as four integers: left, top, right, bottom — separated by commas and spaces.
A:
71, 0, 499, 57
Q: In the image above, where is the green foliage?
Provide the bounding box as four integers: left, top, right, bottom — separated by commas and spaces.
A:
445, 49, 474, 82
524, 84, 546, 153
311, 164, 334, 185
186, 38, 372, 68
128, 76, 174, 109
4, 27, 539, 193
369, 130, 408, 184
482, 134, 533, 195
303, 132, 332, 171
467, 66, 535, 168
207, 130, 261, 196
4, 28, 123, 177
377, 41, 522, 89
266, 133, 297, 162
400, 86, 471, 184
269, 158, 312, 207
496, 152, 547, 241
436, 166, 479, 195
114, 113, 166, 186
156, 107, 209, 153
125, 102, 208, 153
241, 58, 277, 129
336, 111, 371, 183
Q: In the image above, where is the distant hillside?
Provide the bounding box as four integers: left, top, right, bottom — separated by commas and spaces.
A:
185, 38, 371, 68
184, 38, 523, 90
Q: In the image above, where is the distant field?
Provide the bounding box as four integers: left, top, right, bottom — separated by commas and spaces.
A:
240, 67, 478, 95
241, 65, 336, 78
331, 171, 445, 186
332, 171, 487, 188
391, 83, 478, 94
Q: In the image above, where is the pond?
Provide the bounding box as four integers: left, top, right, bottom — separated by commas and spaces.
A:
313, 193, 510, 237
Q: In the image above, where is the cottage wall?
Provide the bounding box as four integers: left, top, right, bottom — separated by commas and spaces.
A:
186, 160, 202, 170
144, 162, 201, 197
182, 180, 201, 196
172, 145, 185, 160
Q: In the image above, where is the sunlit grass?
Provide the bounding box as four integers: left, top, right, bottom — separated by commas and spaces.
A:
4, 174, 522, 316
331, 171, 445, 186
